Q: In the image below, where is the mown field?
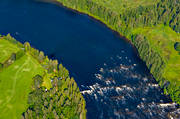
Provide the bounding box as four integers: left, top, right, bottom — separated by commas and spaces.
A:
0, 38, 45, 119
0, 38, 19, 63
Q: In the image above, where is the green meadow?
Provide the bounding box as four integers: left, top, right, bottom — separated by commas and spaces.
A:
132, 25, 180, 85
0, 38, 45, 119
0, 38, 20, 63
90, 0, 159, 12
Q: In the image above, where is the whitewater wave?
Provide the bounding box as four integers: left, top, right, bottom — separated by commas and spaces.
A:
81, 55, 180, 119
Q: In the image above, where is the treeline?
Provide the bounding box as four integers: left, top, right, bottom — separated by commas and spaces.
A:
22, 69, 86, 119
0, 34, 25, 71
131, 34, 180, 104
119, 0, 180, 34
22, 38, 86, 119
0, 34, 86, 119
57, 0, 179, 36
23, 41, 59, 74
0, 34, 57, 73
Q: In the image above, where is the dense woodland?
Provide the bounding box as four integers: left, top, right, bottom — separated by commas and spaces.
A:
22, 73, 86, 119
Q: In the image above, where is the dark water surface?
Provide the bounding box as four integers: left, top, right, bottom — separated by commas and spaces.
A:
0, 0, 179, 118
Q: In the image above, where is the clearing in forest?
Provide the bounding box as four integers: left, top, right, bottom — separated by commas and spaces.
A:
0, 53, 44, 119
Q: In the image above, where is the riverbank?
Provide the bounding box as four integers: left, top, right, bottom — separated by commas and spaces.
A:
0, 34, 86, 118
52, 0, 180, 104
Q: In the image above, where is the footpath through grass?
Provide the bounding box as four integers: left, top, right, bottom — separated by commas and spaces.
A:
0, 52, 44, 119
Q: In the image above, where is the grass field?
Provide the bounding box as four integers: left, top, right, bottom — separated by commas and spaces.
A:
0, 54, 45, 119
0, 38, 20, 63
132, 25, 180, 84
90, 0, 159, 12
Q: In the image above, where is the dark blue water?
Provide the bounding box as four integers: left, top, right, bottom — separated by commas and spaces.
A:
0, 0, 179, 118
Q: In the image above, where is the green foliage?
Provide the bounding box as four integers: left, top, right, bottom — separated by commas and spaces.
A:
10, 53, 16, 61
47, 59, 58, 73
2, 53, 17, 68
58, 64, 69, 79
24, 42, 31, 52
131, 30, 180, 104
57, 0, 179, 36
42, 71, 52, 89
0, 37, 20, 63
5, 34, 24, 48
38, 51, 45, 63
12, 38, 86, 118
23, 73, 86, 119
32, 75, 43, 90
16, 49, 25, 60
0, 54, 44, 119
0, 35, 86, 118
0, 63, 3, 71
175, 42, 180, 52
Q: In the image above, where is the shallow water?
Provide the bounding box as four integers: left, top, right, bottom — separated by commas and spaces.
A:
0, 0, 179, 118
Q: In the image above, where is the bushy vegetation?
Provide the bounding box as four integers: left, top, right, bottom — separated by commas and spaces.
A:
131, 26, 180, 103
175, 42, 180, 52
55, 0, 180, 104
0, 35, 86, 119
0, 35, 20, 64
22, 75, 86, 119
22, 56, 86, 118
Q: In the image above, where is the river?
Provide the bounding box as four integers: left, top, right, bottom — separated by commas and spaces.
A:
0, 0, 179, 118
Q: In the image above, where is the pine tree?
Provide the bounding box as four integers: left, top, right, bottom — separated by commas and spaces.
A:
24, 42, 31, 52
